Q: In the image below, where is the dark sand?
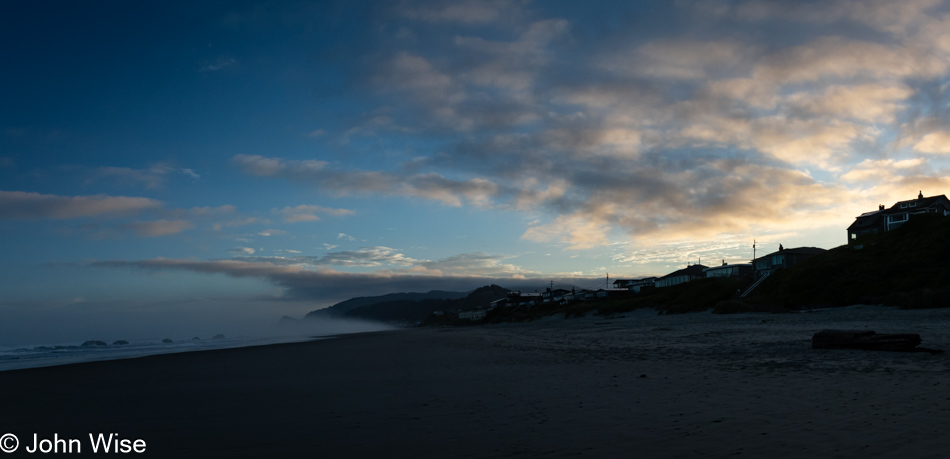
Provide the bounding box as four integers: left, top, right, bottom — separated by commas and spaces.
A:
3, 306, 950, 458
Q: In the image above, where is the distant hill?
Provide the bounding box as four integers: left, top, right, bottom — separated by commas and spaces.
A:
303, 286, 510, 324
305, 290, 468, 319
748, 213, 950, 309
343, 285, 510, 324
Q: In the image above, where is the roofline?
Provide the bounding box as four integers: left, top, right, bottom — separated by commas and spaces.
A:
702, 263, 751, 272
754, 247, 826, 259
658, 264, 708, 280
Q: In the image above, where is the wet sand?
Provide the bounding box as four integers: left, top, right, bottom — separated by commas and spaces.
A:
3, 305, 950, 458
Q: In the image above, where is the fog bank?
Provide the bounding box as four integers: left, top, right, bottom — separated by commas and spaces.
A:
0, 298, 392, 349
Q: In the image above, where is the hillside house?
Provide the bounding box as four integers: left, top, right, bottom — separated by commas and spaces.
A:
458, 309, 488, 321
655, 264, 707, 288
489, 298, 507, 310
541, 288, 571, 304
613, 277, 657, 292
595, 288, 634, 298
848, 192, 950, 243
562, 288, 586, 302
753, 246, 825, 277
703, 262, 752, 278
505, 291, 541, 308
612, 279, 635, 288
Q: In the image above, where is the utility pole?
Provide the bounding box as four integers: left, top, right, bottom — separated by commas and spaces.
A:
752, 239, 759, 280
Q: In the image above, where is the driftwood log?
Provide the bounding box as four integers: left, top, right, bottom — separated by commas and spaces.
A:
812, 330, 923, 352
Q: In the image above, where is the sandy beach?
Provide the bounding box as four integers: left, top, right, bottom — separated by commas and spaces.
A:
3, 305, 950, 458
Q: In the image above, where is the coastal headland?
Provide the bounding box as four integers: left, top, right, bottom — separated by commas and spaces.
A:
3, 306, 950, 458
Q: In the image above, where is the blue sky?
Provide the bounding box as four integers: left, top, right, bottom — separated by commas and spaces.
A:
3, 0, 950, 343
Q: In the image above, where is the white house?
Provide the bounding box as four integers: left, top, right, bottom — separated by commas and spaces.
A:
458, 309, 488, 321
848, 192, 950, 243
883, 192, 950, 232
655, 265, 707, 288
613, 277, 657, 292
703, 262, 752, 278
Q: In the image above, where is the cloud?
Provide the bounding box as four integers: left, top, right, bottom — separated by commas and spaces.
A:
611, 236, 755, 267
688, 0, 851, 23
839, 158, 928, 183
912, 131, 950, 154
88, 163, 200, 189
704, 78, 779, 109
0, 191, 162, 220
92, 167, 165, 189
787, 84, 913, 123
257, 229, 287, 237
317, 246, 419, 267
90, 257, 559, 305
754, 37, 946, 84
120, 219, 194, 237
371, 12, 569, 133
187, 205, 236, 216
163, 205, 246, 233
228, 247, 256, 255
340, 114, 406, 143
227, 0, 950, 254
833, 158, 950, 213
283, 214, 319, 223
670, 112, 862, 167
397, 0, 524, 24
211, 217, 257, 232
514, 158, 858, 248
604, 39, 757, 80
234, 154, 500, 207
277, 204, 355, 223
232, 154, 328, 177
418, 252, 532, 276
163, 205, 239, 228
388, 52, 452, 92
454, 18, 569, 92
689, 0, 942, 35
43, 0, 950, 290
199, 57, 236, 72
234, 246, 421, 268
223, 246, 533, 277
846, 0, 943, 35
522, 211, 613, 250
750, 119, 862, 166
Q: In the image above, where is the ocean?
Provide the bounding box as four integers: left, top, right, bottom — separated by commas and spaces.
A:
0, 315, 398, 372
0, 335, 319, 372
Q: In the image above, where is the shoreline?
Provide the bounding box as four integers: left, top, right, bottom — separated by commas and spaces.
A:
0, 334, 331, 373
5, 306, 950, 457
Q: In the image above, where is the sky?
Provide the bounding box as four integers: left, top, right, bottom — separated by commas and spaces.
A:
3, 0, 950, 344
